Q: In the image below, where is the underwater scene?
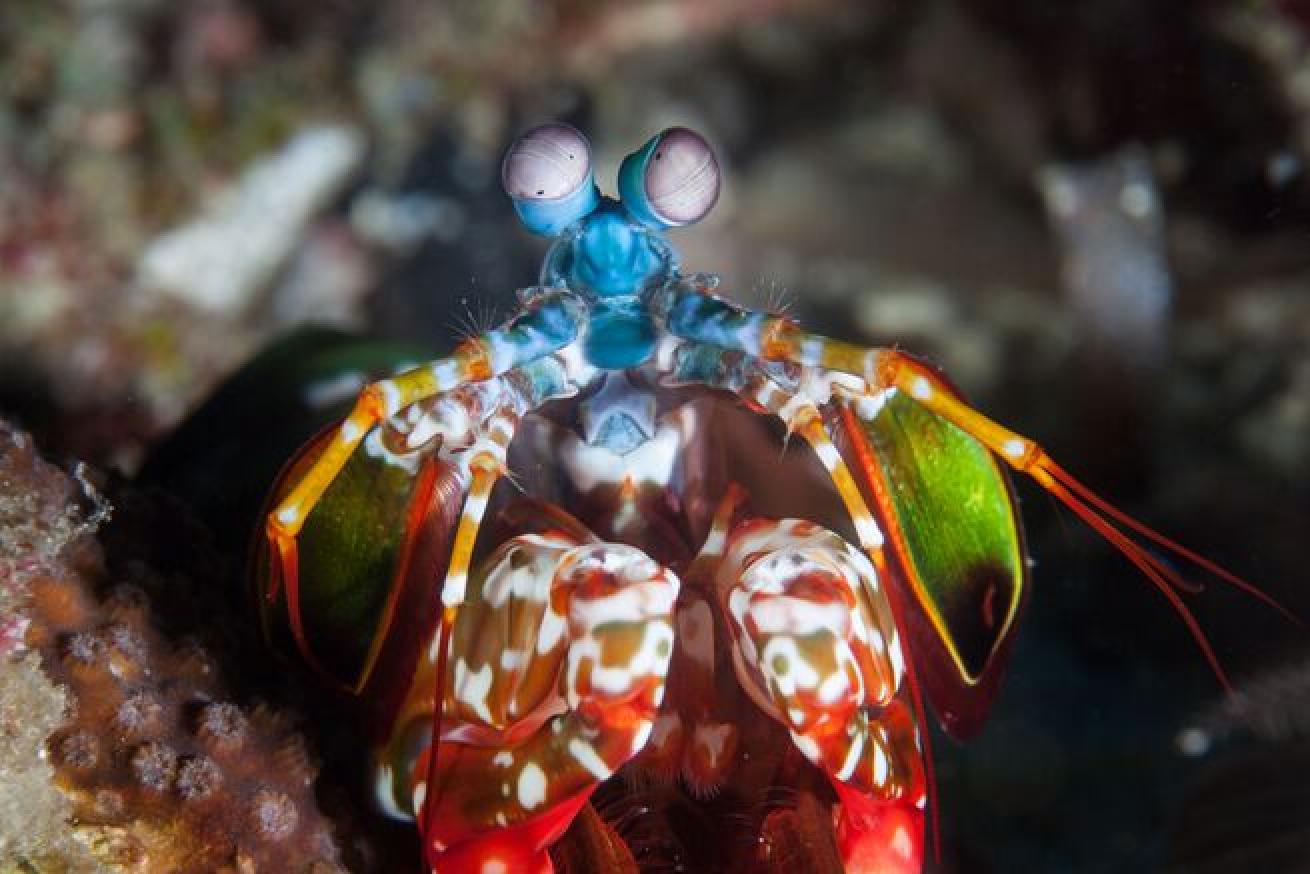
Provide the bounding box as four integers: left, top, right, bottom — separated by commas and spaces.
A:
1, 1, 1308, 872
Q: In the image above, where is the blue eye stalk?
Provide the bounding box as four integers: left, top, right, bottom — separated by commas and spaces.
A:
502, 123, 600, 237
502, 123, 720, 297
618, 127, 721, 230
501, 123, 721, 370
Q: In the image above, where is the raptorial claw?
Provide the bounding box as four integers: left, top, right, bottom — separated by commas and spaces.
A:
715, 515, 926, 872
373, 530, 680, 872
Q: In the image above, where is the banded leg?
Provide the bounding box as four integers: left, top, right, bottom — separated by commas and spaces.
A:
716, 514, 925, 874
267, 290, 584, 544
264, 293, 586, 678
378, 531, 679, 873
414, 356, 592, 852
261, 317, 589, 686
660, 281, 1294, 690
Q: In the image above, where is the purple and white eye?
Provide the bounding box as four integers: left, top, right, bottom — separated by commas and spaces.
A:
642, 127, 720, 226
501, 123, 592, 201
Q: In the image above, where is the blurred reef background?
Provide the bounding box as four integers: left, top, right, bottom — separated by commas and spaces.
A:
1, 0, 1309, 871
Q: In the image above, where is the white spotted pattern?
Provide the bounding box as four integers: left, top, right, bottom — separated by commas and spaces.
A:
516, 762, 547, 809
454, 659, 494, 724
568, 738, 614, 781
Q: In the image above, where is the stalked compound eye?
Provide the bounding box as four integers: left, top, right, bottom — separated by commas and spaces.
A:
619, 127, 720, 229
502, 123, 600, 236
502, 123, 590, 200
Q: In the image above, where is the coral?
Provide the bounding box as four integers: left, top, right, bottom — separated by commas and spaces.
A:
0, 652, 95, 872
0, 425, 105, 872
0, 420, 349, 873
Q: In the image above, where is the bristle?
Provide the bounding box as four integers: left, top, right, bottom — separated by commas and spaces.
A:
621, 759, 677, 793
680, 760, 725, 801
587, 781, 682, 873
757, 783, 802, 814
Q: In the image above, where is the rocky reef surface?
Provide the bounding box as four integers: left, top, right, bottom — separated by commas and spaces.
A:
0, 419, 351, 873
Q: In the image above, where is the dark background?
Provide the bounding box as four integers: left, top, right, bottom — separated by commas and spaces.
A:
2, 1, 1308, 870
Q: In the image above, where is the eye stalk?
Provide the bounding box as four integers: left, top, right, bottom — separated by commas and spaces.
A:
618, 127, 720, 229
502, 123, 600, 236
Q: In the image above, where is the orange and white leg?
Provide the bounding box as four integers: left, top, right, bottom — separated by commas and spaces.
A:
663, 283, 1293, 688
266, 368, 522, 684
266, 288, 587, 593
715, 515, 926, 874
268, 343, 498, 548
264, 326, 596, 684
414, 404, 530, 862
